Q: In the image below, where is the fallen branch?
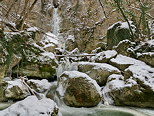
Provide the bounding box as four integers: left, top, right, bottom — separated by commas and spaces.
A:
55, 54, 96, 57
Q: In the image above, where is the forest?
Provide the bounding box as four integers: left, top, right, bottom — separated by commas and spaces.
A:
0, 0, 154, 116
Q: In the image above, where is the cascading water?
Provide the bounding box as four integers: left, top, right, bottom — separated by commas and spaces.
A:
52, 8, 60, 36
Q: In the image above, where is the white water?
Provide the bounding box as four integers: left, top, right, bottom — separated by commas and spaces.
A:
52, 8, 60, 36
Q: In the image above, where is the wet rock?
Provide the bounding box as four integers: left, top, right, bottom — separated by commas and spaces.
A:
0, 96, 60, 116
71, 62, 121, 86
57, 71, 102, 107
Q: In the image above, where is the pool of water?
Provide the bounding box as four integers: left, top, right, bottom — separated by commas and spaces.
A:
60, 105, 151, 116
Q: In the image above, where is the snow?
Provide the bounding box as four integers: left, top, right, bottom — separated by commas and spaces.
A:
5, 79, 29, 98
147, 39, 154, 46
27, 79, 52, 93
58, 71, 102, 97
78, 62, 121, 73
108, 21, 136, 33
102, 74, 138, 105
41, 32, 59, 49
37, 51, 57, 63
27, 27, 38, 32
91, 50, 117, 62
125, 64, 154, 90
110, 54, 145, 65
66, 35, 75, 42
0, 96, 60, 116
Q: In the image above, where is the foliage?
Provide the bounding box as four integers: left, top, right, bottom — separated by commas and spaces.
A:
106, 0, 154, 40
0, 29, 42, 67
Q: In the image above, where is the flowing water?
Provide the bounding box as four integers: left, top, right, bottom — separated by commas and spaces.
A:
52, 8, 60, 36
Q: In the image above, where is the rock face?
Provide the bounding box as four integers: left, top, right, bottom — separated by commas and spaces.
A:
0, 96, 60, 116
107, 21, 136, 49
71, 62, 121, 86
57, 71, 102, 107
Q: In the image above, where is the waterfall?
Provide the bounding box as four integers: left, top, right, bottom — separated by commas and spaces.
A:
52, 8, 60, 36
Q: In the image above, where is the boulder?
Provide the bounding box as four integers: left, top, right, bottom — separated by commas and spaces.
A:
103, 64, 154, 108
107, 21, 136, 49
109, 54, 145, 71
57, 71, 102, 107
13, 52, 58, 80
0, 96, 60, 116
91, 50, 117, 63
27, 79, 52, 93
137, 52, 154, 67
71, 62, 121, 86
4, 79, 29, 100
114, 39, 136, 57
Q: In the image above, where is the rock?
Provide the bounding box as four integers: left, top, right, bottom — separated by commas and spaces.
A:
135, 39, 154, 53
107, 21, 136, 49
103, 63, 154, 108
124, 64, 154, 90
38, 32, 59, 53
109, 54, 145, 71
0, 96, 60, 116
57, 71, 102, 107
4, 79, 29, 100
91, 50, 117, 63
114, 39, 136, 57
27, 79, 52, 93
13, 52, 58, 80
137, 52, 154, 67
46, 82, 58, 100
71, 62, 121, 86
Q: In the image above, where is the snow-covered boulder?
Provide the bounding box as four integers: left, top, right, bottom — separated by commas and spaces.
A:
0, 96, 61, 116
107, 21, 136, 49
91, 50, 117, 63
124, 64, 154, 90
57, 71, 102, 107
27, 79, 52, 93
114, 39, 136, 57
137, 52, 154, 67
102, 63, 154, 108
110, 54, 145, 70
4, 79, 29, 100
13, 52, 58, 80
71, 62, 121, 86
